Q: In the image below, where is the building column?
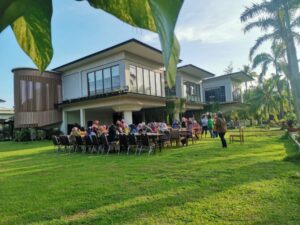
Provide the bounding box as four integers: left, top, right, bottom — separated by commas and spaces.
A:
61, 110, 68, 134
80, 108, 86, 128
123, 111, 133, 125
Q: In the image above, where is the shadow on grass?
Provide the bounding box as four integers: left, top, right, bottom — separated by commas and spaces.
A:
1, 132, 300, 225
24, 158, 300, 225
280, 133, 300, 164
0, 141, 52, 153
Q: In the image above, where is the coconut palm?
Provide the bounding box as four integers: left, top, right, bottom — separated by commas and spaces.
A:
251, 42, 286, 83
241, 0, 300, 124
279, 61, 293, 110
242, 65, 258, 90
247, 77, 282, 121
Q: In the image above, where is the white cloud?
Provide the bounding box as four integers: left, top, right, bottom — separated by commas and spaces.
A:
175, 19, 242, 43
174, 0, 254, 44
140, 32, 159, 43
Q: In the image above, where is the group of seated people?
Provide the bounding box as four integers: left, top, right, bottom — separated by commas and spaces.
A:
68, 117, 203, 145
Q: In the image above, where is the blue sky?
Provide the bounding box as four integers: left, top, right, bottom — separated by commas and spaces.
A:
0, 0, 262, 108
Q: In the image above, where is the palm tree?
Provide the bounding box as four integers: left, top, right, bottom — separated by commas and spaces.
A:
241, 0, 300, 124
242, 65, 258, 90
247, 78, 282, 122
251, 42, 285, 83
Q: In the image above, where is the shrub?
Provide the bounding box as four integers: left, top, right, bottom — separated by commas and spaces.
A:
36, 130, 46, 140
14, 128, 31, 142
45, 128, 63, 139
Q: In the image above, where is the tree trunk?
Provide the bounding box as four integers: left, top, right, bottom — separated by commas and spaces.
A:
287, 80, 292, 111
275, 78, 285, 119
283, 3, 300, 125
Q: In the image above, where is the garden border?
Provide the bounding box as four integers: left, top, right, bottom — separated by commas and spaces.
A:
288, 131, 300, 151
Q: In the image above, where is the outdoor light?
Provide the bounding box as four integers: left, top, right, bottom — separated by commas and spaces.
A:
0, 99, 5, 103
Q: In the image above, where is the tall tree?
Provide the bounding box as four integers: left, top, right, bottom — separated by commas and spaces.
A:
241, 0, 300, 124
242, 65, 258, 90
251, 42, 285, 83
245, 77, 282, 121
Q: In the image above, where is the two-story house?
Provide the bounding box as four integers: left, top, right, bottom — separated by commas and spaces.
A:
12, 39, 253, 134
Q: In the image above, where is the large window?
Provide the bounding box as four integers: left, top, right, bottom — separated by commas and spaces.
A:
129, 65, 163, 97
156, 72, 162, 96
137, 67, 144, 94
144, 69, 150, 95
150, 71, 156, 96
205, 86, 226, 103
184, 81, 201, 102
87, 65, 120, 96
88, 72, 96, 95
103, 68, 111, 92
95, 70, 103, 94
111, 66, 120, 89
129, 65, 137, 92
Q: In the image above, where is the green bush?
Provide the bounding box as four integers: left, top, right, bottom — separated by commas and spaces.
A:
13, 128, 61, 142
45, 128, 62, 139
36, 130, 46, 140
14, 128, 31, 142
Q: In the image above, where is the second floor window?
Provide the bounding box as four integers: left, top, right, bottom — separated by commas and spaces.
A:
205, 86, 226, 103
87, 65, 120, 96
184, 81, 201, 102
129, 65, 163, 97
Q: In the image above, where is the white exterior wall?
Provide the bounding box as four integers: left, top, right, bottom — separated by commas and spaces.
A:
67, 110, 80, 124
123, 52, 165, 97
61, 52, 126, 101
202, 77, 233, 102
85, 109, 113, 125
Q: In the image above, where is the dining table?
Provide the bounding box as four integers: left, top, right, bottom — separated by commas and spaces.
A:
135, 132, 165, 152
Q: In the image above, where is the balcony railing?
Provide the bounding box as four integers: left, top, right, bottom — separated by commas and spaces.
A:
186, 95, 202, 103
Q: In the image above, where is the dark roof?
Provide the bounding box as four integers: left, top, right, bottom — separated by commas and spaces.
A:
11, 67, 61, 74
177, 64, 215, 77
0, 99, 5, 103
203, 71, 254, 82
53, 38, 181, 71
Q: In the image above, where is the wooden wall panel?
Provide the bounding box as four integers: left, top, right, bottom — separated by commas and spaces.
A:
13, 68, 62, 128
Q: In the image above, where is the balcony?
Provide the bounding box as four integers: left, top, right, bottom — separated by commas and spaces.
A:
186, 95, 202, 103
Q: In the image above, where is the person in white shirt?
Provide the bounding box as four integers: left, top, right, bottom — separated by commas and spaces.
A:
201, 115, 208, 138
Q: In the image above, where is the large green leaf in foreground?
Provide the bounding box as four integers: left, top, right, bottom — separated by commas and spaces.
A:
0, 0, 32, 32
87, 0, 183, 86
0, 0, 53, 71
0, 0, 183, 85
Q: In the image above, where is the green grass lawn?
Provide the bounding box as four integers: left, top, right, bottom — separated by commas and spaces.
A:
0, 130, 300, 225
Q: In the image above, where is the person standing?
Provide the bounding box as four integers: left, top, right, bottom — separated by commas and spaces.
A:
215, 112, 227, 148
201, 115, 208, 138
207, 115, 214, 138
213, 113, 218, 138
